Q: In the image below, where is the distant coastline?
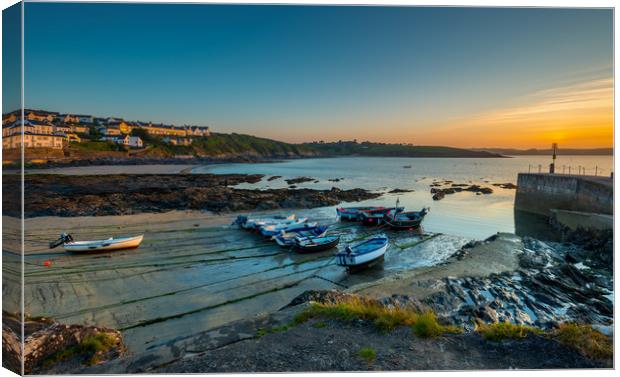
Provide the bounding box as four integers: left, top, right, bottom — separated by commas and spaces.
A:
474, 147, 613, 156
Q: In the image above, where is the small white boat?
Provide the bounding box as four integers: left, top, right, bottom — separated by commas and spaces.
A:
336, 234, 388, 271
63, 235, 144, 252
235, 214, 296, 230
260, 219, 312, 237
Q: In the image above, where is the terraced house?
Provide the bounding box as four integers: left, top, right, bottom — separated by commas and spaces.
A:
2, 120, 67, 149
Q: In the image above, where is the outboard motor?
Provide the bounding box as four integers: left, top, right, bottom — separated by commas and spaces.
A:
49, 233, 73, 249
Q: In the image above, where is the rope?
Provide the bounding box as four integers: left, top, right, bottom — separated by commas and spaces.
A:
313, 274, 349, 289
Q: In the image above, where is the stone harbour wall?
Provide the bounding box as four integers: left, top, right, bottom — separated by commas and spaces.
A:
515, 173, 613, 216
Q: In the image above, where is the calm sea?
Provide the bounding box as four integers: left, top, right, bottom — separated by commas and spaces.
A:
196, 155, 613, 240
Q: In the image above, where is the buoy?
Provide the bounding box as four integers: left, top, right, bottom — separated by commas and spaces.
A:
44, 261, 51, 267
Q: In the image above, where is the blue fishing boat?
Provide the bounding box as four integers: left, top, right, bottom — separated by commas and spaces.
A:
384, 208, 428, 229
336, 206, 384, 221
295, 235, 340, 253
273, 225, 329, 247
336, 235, 388, 271
358, 206, 405, 225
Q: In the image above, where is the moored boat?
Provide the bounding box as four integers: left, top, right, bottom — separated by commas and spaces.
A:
358, 206, 405, 225
384, 208, 428, 229
336, 206, 384, 221
233, 214, 296, 230
273, 225, 329, 247
295, 235, 340, 253
336, 234, 388, 271
260, 219, 312, 237
59, 234, 144, 253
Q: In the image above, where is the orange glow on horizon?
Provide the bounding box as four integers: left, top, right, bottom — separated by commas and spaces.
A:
262, 76, 613, 149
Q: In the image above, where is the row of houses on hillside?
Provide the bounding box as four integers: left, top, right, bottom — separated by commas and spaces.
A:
2, 109, 211, 150
3, 110, 118, 126
99, 121, 209, 138
3, 110, 210, 137
2, 120, 72, 150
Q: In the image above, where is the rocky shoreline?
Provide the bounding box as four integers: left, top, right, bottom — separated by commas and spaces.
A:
3, 173, 381, 218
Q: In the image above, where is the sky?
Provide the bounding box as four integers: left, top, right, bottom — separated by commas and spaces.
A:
11, 4, 614, 148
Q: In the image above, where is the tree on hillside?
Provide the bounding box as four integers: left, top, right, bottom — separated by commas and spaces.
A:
130, 127, 149, 139
88, 125, 102, 140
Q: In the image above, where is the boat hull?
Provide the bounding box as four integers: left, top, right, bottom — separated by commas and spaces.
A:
336, 235, 388, 270
63, 235, 144, 253
337, 211, 361, 221
337, 242, 387, 266
359, 207, 404, 225
384, 209, 428, 229
239, 214, 296, 230
260, 220, 312, 237
336, 207, 384, 221
383, 218, 423, 229
344, 255, 385, 273
295, 236, 340, 253
274, 227, 328, 247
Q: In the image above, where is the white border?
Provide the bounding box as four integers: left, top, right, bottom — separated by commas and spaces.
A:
0, 1, 616, 377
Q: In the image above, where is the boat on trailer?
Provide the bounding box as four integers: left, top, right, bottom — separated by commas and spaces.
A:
273, 225, 329, 247
358, 206, 405, 225
336, 206, 384, 221
295, 235, 340, 254
51, 233, 144, 253
384, 208, 429, 229
336, 235, 388, 272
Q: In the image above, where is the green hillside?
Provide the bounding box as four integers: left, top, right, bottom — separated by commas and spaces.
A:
194, 133, 317, 156
132, 131, 319, 158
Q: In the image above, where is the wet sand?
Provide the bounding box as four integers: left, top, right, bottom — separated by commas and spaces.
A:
21, 208, 469, 354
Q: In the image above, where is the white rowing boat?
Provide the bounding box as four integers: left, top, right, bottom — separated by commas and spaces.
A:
63, 235, 144, 252
336, 234, 388, 270
260, 219, 312, 237
234, 214, 296, 230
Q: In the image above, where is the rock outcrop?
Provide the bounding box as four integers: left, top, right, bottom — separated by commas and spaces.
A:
2, 312, 125, 374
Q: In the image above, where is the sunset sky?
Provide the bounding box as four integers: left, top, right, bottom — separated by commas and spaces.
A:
13, 4, 614, 148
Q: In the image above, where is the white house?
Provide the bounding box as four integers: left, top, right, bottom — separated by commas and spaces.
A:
185, 125, 210, 137
121, 135, 143, 148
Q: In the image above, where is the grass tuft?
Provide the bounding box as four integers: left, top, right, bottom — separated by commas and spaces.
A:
358, 347, 376, 363
43, 333, 118, 367
293, 296, 459, 337
552, 323, 612, 360
476, 321, 542, 341
312, 321, 327, 329
412, 311, 456, 338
